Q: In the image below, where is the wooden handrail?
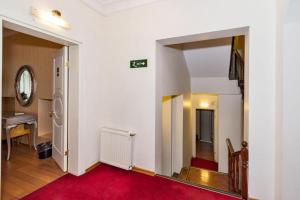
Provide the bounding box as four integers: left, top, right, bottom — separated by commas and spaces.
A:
241, 141, 248, 200
228, 36, 245, 98
226, 138, 234, 154
226, 138, 248, 200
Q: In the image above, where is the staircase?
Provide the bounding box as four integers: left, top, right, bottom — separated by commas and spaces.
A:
229, 36, 245, 98
172, 139, 248, 200
175, 167, 231, 192
226, 138, 248, 200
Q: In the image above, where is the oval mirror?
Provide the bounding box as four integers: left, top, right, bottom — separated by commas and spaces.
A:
15, 65, 35, 106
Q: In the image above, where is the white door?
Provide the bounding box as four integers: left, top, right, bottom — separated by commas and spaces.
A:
52, 47, 68, 172
171, 95, 183, 175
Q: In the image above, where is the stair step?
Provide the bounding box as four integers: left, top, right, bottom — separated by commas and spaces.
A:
178, 167, 189, 180
158, 174, 241, 199
176, 166, 236, 195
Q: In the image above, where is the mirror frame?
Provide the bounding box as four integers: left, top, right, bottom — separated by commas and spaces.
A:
15, 65, 36, 107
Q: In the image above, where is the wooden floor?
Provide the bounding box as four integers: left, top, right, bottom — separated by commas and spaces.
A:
1, 142, 65, 200
196, 141, 214, 161
178, 167, 230, 192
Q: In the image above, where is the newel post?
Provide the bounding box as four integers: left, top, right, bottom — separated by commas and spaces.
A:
241, 141, 248, 200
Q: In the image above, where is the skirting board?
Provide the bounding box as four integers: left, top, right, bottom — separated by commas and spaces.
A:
85, 162, 155, 176
85, 162, 101, 173
132, 166, 155, 176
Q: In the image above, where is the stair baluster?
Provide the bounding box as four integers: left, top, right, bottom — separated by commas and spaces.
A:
226, 138, 248, 199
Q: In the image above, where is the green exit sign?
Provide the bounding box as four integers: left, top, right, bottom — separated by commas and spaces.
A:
130, 59, 147, 68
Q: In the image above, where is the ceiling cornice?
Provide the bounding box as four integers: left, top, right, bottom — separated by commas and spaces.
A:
81, 0, 106, 16
81, 0, 160, 16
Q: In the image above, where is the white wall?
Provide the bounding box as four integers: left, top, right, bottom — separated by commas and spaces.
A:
101, 1, 277, 198
183, 40, 232, 78
275, 1, 286, 199
38, 99, 52, 136
192, 77, 240, 94
1, 0, 280, 198
0, 0, 104, 175
281, 1, 300, 198
218, 94, 242, 173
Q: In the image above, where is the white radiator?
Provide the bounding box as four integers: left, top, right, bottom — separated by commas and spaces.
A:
100, 127, 135, 170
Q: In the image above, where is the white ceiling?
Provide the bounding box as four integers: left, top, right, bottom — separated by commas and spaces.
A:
182, 38, 232, 78
81, 0, 160, 15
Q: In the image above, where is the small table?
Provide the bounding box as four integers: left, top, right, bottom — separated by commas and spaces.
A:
2, 113, 37, 160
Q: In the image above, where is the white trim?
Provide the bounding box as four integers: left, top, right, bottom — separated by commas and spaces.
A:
81, 0, 160, 15
0, 15, 81, 45
68, 45, 81, 175
63, 46, 69, 172
157, 27, 249, 46
156, 27, 249, 177
192, 104, 218, 162
81, 0, 106, 16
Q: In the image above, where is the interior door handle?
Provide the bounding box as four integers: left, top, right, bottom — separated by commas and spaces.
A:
49, 111, 55, 118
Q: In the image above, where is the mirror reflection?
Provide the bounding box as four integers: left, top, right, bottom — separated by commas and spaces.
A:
15, 65, 35, 106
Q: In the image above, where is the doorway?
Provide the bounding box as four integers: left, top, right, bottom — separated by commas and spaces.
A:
0, 18, 80, 199
196, 109, 214, 143
196, 109, 214, 161
157, 29, 249, 195
161, 95, 184, 177
1, 28, 68, 199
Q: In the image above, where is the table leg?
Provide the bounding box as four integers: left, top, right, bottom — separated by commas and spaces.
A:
32, 122, 37, 150
6, 127, 11, 160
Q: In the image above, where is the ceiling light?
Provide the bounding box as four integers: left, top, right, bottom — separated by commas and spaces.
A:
31, 7, 70, 29
200, 102, 209, 108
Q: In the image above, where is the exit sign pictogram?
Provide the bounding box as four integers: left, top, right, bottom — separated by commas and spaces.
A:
130, 59, 147, 68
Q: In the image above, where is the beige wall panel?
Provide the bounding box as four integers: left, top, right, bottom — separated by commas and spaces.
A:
2, 31, 62, 116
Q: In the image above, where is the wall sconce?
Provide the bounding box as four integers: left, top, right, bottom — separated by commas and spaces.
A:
183, 101, 191, 107
200, 102, 209, 108
31, 7, 70, 29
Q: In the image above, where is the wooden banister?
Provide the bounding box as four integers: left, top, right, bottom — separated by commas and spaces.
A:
226, 138, 248, 200
241, 141, 248, 200
226, 138, 234, 154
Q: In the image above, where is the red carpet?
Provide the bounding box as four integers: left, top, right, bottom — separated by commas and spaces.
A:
22, 164, 237, 200
191, 157, 218, 171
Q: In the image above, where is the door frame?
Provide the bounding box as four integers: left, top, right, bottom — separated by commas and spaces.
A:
194, 107, 218, 162
0, 15, 82, 190
161, 95, 184, 176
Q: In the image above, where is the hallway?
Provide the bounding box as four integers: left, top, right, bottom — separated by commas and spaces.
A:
22, 164, 237, 200
196, 141, 214, 161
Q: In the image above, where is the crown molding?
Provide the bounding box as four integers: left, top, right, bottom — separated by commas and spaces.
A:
81, 0, 160, 16
81, 0, 106, 16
